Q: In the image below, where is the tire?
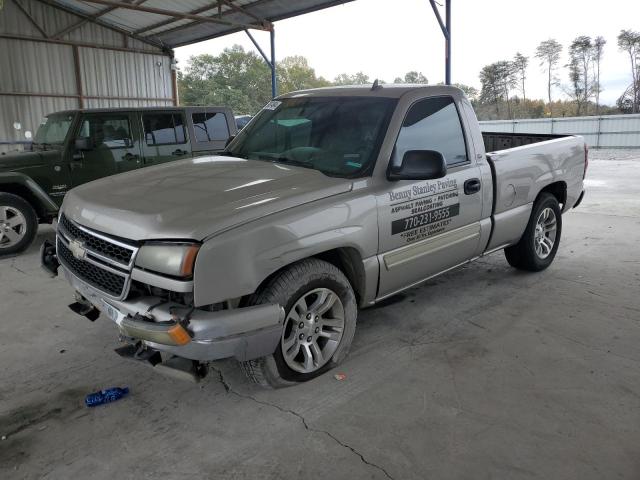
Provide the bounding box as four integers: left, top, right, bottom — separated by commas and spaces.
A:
240, 258, 357, 388
0, 193, 38, 256
504, 192, 562, 272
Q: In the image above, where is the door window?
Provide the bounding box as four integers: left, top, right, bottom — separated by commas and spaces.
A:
192, 112, 230, 142
143, 113, 187, 146
393, 96, 468, 167
78, 115, 132, 149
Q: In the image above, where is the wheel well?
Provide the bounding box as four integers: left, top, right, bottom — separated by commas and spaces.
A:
0, 184, 48, 220
246, 247, 367, 307
313, 248, 365, 305
538, 181, 567, 209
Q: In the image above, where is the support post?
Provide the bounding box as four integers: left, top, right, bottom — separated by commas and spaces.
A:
245, 28, 277, 98
445, 0, 451, 85
429, 0, 451, 85
72, 45, 84, 109
270, 28, 277, 98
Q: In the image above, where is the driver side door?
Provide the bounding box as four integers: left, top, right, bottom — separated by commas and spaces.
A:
376, 96, 484, 299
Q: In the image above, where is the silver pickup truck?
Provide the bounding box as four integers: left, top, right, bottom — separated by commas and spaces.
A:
42, 85, 587, 387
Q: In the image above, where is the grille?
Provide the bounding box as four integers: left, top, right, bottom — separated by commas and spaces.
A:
59, 214, 134, 265
57, 239, 126, 298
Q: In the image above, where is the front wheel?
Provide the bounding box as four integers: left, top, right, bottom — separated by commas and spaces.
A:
504, 192, 562, 271
0, 193, 38, 256
241, 259, 357, 388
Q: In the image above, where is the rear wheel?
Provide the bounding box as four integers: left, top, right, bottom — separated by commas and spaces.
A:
241, 258, 357, 388
504, 192, 562, 271
0, 193, 38, 255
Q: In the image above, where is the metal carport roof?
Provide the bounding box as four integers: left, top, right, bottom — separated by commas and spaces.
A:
23, 0, 453, 97
43, 0, 356, 48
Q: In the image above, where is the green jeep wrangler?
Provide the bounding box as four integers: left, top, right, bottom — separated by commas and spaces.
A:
0, 106, 236, 255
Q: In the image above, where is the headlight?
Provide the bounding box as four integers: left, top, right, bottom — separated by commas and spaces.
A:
135, 243, 200, 278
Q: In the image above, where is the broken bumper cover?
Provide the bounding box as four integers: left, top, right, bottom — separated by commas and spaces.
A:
62, 266, 285, 362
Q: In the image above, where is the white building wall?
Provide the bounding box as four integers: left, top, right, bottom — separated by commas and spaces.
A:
480, 114, 640, 148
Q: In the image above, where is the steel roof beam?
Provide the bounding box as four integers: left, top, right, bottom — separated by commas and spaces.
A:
79, 0, 271, 31
134, 0, 273, 37
35, 0, 164, 49
133, 3, 216, 35
12, 0, 49, 38
52, 0, 148, 40
221, 0, 267, 25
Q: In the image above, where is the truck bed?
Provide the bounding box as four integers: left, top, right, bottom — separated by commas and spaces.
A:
482, 131, 570, 153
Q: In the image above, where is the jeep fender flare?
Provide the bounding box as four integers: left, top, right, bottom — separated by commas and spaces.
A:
0, 172, 59, 218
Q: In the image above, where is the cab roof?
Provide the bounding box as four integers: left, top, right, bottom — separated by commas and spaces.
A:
279, 84, 466, 100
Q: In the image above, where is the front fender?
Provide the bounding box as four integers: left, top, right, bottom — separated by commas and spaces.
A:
192, 191, 379, 307
0, 172, 59, 213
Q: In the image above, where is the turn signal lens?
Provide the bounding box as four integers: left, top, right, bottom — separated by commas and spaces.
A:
179, 245, 200, 277
167, 323, 192, 346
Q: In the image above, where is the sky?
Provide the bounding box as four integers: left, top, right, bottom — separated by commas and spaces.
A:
175, 0, 640, 106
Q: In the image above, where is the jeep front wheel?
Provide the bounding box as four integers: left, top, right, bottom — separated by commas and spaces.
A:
0, 193, 38, 255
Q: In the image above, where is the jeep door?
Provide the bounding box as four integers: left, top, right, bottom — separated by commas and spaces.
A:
376, 96, 485, 298
69, 112, 141, 186
187, 107, 235, 157
140, 111, 192, 166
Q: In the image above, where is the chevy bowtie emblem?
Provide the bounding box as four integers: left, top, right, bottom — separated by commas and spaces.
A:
69, 239, 87, 260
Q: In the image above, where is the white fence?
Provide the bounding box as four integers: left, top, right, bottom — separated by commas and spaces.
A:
479, 114, 640, 148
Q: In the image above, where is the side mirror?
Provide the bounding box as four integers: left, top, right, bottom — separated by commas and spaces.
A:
388, 150, 447, 181
74, 137, 92, 151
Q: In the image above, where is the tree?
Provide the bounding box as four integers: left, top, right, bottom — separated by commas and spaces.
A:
436, 82, 478, 101
535, 39, 562, 116
277, 55, 330, 93
479, 63, 502, 115
593, 36, 606, 115
333, 72, 370, 85
178, 45, 272, 114
393, 71, 428, 84
178, 46, 332, 114
567, 36, 596, 115
513, 52, 529, 104
617, 29, 640, 113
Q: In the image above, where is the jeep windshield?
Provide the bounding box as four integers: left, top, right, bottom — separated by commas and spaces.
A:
226, 96, 396, 177
33, 113, 75, 150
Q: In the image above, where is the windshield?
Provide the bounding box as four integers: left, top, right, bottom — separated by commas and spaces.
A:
226, 96, 397, 177
33, 113, 74, 147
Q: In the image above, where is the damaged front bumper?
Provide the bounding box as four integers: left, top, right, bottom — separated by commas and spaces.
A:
42, 239, 285, 363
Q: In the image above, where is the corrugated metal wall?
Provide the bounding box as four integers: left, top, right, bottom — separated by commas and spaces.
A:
479, 114, 640, 149
0, 0, 175, 154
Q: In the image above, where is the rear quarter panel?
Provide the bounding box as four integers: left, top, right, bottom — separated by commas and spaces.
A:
486, 136, 585, 250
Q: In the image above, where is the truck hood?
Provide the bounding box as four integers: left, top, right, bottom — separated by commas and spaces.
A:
62, 155, 353, 241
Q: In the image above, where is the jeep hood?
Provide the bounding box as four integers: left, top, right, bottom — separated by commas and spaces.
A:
62, 156, 353, 241
0, 149, 59, 171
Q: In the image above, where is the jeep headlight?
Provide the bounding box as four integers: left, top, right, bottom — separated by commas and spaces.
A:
135, 243, 200, 278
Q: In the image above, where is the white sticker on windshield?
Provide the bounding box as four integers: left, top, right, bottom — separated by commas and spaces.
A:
263, 100, 282, 110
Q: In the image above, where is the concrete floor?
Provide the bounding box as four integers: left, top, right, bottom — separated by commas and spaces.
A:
1, 150, 639, 480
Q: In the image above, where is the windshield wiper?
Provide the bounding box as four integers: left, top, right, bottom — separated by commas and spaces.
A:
220, 151, 248, 159
274, 156, 313, 169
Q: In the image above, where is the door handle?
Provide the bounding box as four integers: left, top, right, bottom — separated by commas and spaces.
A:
464, 178, 481, 195
123, 153, 139, 161
172, 149, 188, 156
